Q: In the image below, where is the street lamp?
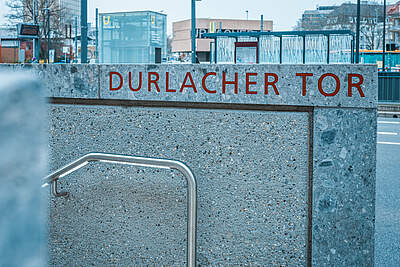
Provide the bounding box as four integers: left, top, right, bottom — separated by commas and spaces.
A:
81, 0, 88, 64
191, 0, 201, 64
44, 7, 50, 63
33, 0, 39, 60
383, 0, 387, 71
356, 0, 360, 63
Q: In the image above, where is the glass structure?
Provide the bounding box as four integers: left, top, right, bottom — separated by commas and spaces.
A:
206, 30, 354, 64
99, 11, 167, 64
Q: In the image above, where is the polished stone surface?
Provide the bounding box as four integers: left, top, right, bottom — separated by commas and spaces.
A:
0, 72, 47, 267
48, 105, 309, 266
312, 108, 376, 266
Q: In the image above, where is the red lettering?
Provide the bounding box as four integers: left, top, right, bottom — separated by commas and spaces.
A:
348, 74, 365, 97
148, 72, 160, 92
109, 72, 123, 91
222, 72, 238, 94
265, 73, 279, 95
180, 72, 197, 93
246, 73, 258, 95
128, 72, 142, 92
202, 72, 217, 94
318, 73, 340, 97
166, 72, 176, 92
296, 73, 313, 96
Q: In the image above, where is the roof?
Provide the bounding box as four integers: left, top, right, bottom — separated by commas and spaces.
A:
174, 18, 273, 24
0, 26, 17, 39
330, 2, 384, 17
203, 30, 354, 38
99, 10, 166, 17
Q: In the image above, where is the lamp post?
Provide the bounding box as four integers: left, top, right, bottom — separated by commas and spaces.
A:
75, 16, 78, 63
33, 0, 39, 60
95, 8, 99, 63
356, 0, 361, 63
383, 0, 387, 71
81, 0, 88, 64
191, 0, 201, 63
44, 7, 50, 63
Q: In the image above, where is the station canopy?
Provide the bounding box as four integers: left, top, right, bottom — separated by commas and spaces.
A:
203, 30, 355, 64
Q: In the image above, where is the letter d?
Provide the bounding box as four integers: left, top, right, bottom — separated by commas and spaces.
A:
109, 72, 123, 91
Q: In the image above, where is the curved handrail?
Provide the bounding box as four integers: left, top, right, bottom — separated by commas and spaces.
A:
43, 153, 197, 267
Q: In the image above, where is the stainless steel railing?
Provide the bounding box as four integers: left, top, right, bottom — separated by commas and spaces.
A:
43, 152, 197, 267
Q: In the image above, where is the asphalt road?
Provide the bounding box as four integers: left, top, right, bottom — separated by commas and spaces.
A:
375, 117, 400, 267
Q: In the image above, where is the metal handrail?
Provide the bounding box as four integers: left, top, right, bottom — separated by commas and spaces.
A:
43, 152, 197, 267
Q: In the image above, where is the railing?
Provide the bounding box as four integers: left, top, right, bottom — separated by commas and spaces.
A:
43, 153, 197, 267
379, 72, 400, 103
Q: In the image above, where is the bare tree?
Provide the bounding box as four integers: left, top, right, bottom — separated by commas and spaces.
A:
326, 4, 384, 50
299, 3, 385, 50
5, 0, 64, 60
360, 23, 384, 50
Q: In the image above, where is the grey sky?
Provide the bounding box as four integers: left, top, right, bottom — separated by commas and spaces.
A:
0, 0, 377, 34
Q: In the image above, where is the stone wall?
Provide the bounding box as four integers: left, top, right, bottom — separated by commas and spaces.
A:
1, 63, 377, 266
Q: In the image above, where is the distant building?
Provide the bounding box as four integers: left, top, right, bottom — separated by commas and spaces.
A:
172, 18, 273, 62
99, 11, 167, 64
0, 26, 34, 63
300, 6, 337, 30
388, 1, 400, 46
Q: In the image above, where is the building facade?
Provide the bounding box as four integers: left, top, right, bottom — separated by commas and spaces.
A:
388, 1, 400, 47
299, 6, 337, 30
99, 11, 167, 64
172, 18, 273, 62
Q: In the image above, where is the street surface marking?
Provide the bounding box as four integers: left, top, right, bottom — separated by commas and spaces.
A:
378, 132, 398, 136
378, 121, 400, 124
378, 141, 400, 146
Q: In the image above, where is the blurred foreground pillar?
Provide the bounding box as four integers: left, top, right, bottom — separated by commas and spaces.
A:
0, 72, 47, 267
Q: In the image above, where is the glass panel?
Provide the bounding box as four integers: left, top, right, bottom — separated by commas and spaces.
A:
236, 47, 257, 64
282, 36, 303, 64
330, 34, 352, 63
216, 37, 235, 63
305, 35, 327, 64
259, 35, 280, 63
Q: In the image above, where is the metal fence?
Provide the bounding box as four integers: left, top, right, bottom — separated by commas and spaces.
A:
379, 72, 400, 102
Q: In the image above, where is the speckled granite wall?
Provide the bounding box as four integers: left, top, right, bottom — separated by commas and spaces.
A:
312, 108, 376, 266
48, 105, 310, 266
0, 64, 376, 266
0, 72, 47, 267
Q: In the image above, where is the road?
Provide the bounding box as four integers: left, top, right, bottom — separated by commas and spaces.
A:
375, 118, 400, 267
